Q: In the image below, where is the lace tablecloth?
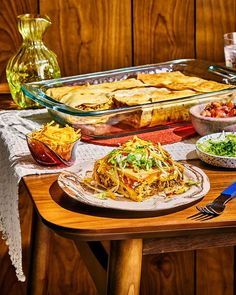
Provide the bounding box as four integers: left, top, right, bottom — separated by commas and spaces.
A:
0, 109, 198, 281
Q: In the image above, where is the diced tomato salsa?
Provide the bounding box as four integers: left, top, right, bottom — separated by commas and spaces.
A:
200, 101, 236, 118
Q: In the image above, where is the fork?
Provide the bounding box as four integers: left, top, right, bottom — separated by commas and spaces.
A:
196, 182, 236, 217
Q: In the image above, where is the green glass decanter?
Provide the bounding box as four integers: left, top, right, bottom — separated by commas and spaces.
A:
6, 14, 61, 109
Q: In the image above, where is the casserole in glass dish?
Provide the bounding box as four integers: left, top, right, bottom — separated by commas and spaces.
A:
21, 59, 236, 138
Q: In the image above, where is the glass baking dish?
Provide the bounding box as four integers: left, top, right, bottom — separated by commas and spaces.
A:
22, 59, 236, 138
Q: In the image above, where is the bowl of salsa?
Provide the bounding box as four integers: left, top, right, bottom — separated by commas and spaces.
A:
190, 100, 236, 136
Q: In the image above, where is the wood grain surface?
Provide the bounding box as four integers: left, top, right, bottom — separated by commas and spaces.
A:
46, 234, 97, 295
141, 251, 194, 295
1, 0, 235, 84
40, 0, 132, 77
196, 0, 236, 62
29, 219, 52, 295
0, 0, 38, 82
143, 232, 236, 255
133, 0, 195, 65
29, 220, 98, 295
0, 83, 10, 94
0, 94, 17, 110
23, 159, 236, 238
196, 247, 234, 295
74, 240, 107, 295
107, 239, 143, 295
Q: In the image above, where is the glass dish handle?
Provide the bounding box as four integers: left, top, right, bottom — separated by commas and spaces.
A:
208, 65, 236, 82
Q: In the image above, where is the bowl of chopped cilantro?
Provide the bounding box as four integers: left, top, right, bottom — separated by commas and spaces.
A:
196, 132, 236, 168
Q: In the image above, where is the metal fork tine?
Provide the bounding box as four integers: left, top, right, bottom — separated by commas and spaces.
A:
196, 214, 216, 221
191, 214, 206, 221
187, 212, 204, 219
189, 211, 216, 221
189, 199, 224, 220
202, 207, 214, 215
188, 205, 216, 221
205, 205, 220, 216
196, 205, 215, 215
196, 206, 204, 213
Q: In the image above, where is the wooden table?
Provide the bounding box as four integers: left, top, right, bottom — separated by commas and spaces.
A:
1, 89, 236, 294
23, 159, 236, 295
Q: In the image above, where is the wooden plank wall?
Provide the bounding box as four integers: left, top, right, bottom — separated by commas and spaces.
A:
1, 0, 236, 81
133, 0, 195, 65
40, 0, 132, 77
0, 1, 236, 295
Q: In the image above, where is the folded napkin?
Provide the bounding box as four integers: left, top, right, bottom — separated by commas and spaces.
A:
0, 109, 198, 281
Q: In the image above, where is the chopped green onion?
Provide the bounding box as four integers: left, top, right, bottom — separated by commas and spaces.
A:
197, 133, 236, 157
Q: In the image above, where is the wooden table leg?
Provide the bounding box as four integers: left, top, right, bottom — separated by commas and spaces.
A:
107, 239, 143, 295
29, 218, 52, 295
74, 241, 107, 295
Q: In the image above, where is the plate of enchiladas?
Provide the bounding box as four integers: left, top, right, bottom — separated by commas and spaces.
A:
58, 137, 210, 212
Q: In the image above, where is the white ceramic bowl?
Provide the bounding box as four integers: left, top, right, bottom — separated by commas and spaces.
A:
196, 132, 236, 168
189, 103, 236, 136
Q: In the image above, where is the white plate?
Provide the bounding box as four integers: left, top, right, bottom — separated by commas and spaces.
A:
196, 132, 236, 168
58, 161, 210, 213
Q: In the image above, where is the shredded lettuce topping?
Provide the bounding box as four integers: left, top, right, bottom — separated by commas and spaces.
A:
107, 138, 171, 171
197, 133, 236, 157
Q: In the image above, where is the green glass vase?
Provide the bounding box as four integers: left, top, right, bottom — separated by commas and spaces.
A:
6, 14, 61, 109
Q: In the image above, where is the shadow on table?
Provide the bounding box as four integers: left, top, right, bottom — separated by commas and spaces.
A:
49, 180, 203, 219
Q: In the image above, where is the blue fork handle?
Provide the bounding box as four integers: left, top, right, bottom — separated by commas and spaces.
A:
221, 182, 236, 199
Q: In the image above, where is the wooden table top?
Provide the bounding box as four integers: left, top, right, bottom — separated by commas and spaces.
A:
23, 159, 236, 241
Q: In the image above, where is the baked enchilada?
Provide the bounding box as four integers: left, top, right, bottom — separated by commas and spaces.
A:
46, 71, 232, 129
82, 136, 196, 201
